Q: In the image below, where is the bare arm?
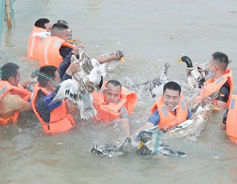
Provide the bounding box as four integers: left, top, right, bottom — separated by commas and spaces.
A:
95, 53, 120, 64
131, 122, 155, 139
119, 118, 131, 138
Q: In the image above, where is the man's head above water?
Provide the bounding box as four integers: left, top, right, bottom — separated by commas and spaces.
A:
208, 51, 229, 75
103, 80, 122, 105
38, 65, 60, 92
34, 18, 52, 32
51, 23, 69, 41
162, 81, 181, 112
1, 62, 21, 87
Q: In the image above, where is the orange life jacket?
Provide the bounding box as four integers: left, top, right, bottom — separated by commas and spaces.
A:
32, 82, 75, 133
27, 26, 47, 60
35, 36, 75, 68
92, 85, 137, 123
150, 96, 188, 131
226, 94, 237, 143
200, 69, 233, 107
0, 81, 31, 124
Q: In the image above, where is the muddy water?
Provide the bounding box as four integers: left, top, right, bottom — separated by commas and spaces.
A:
1, 0, 237, 183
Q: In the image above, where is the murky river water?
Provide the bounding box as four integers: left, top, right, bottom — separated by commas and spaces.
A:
1, 0, 237, 183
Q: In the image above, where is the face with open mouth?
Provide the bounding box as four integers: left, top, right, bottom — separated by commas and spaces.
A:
162, 89, 180, 111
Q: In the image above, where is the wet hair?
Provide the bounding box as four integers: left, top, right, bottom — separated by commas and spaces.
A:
212, 51, 229, 70
57, 20, 69, 26
38, 65, 57, 87
106, 80, 122, 89
34, 18, 50, 29
163, 81, 181, 95
56, 20, 73, 40
51, 23, 68, 36
0, 62, 19, 81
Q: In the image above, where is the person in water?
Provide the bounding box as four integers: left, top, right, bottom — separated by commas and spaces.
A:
134, 81, 192, 134
35, 22, 123, 75
92, 80, 137, 139
56, 19, 73, 42
221, 94, 237, 143
199, 52, 233, 111
32, 60, 80, 133
0, 63, 32, 123
27, 18, 52, 59
96, 81, 192, 153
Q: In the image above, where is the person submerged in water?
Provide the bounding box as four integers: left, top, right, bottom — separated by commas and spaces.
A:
27, 18, 52, 60
221, 95, 237, 143
135, 81, 192, 133
92, 81, 193, 155
35, 21, 124, 72
0, 63, 32, 123
92, 80, 137, 140
198, 52, 233, 111
32, 61, 80, 133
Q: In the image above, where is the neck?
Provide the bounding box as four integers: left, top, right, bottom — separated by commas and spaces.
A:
170, 109, 176, 116
45, 85, 54, 93
213, 70, 226, 80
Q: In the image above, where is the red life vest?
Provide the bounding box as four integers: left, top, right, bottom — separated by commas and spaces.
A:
0, 81, 31, 124
92, 85, 137, 123
32, 82, 75, 133
27, 26, 47, 60
150, 96, 188, 131
226, 94, 237, 143
35, 36, 75, 68
200, 69, 233, 107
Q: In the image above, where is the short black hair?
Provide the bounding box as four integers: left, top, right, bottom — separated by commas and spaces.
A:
0, 62, 19, 81
52, 23, 68, 31
57, 20, 69, 26
51, 23, 69, 36
163, 81, 181, 95
34, 18, 50, 29
212, 51, 229, 70
38, 65, 57, 87
106, 80, 122, 89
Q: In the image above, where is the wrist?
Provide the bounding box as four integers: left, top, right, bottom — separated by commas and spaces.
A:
66, 69, 73, 76
72, 50, 79, 55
